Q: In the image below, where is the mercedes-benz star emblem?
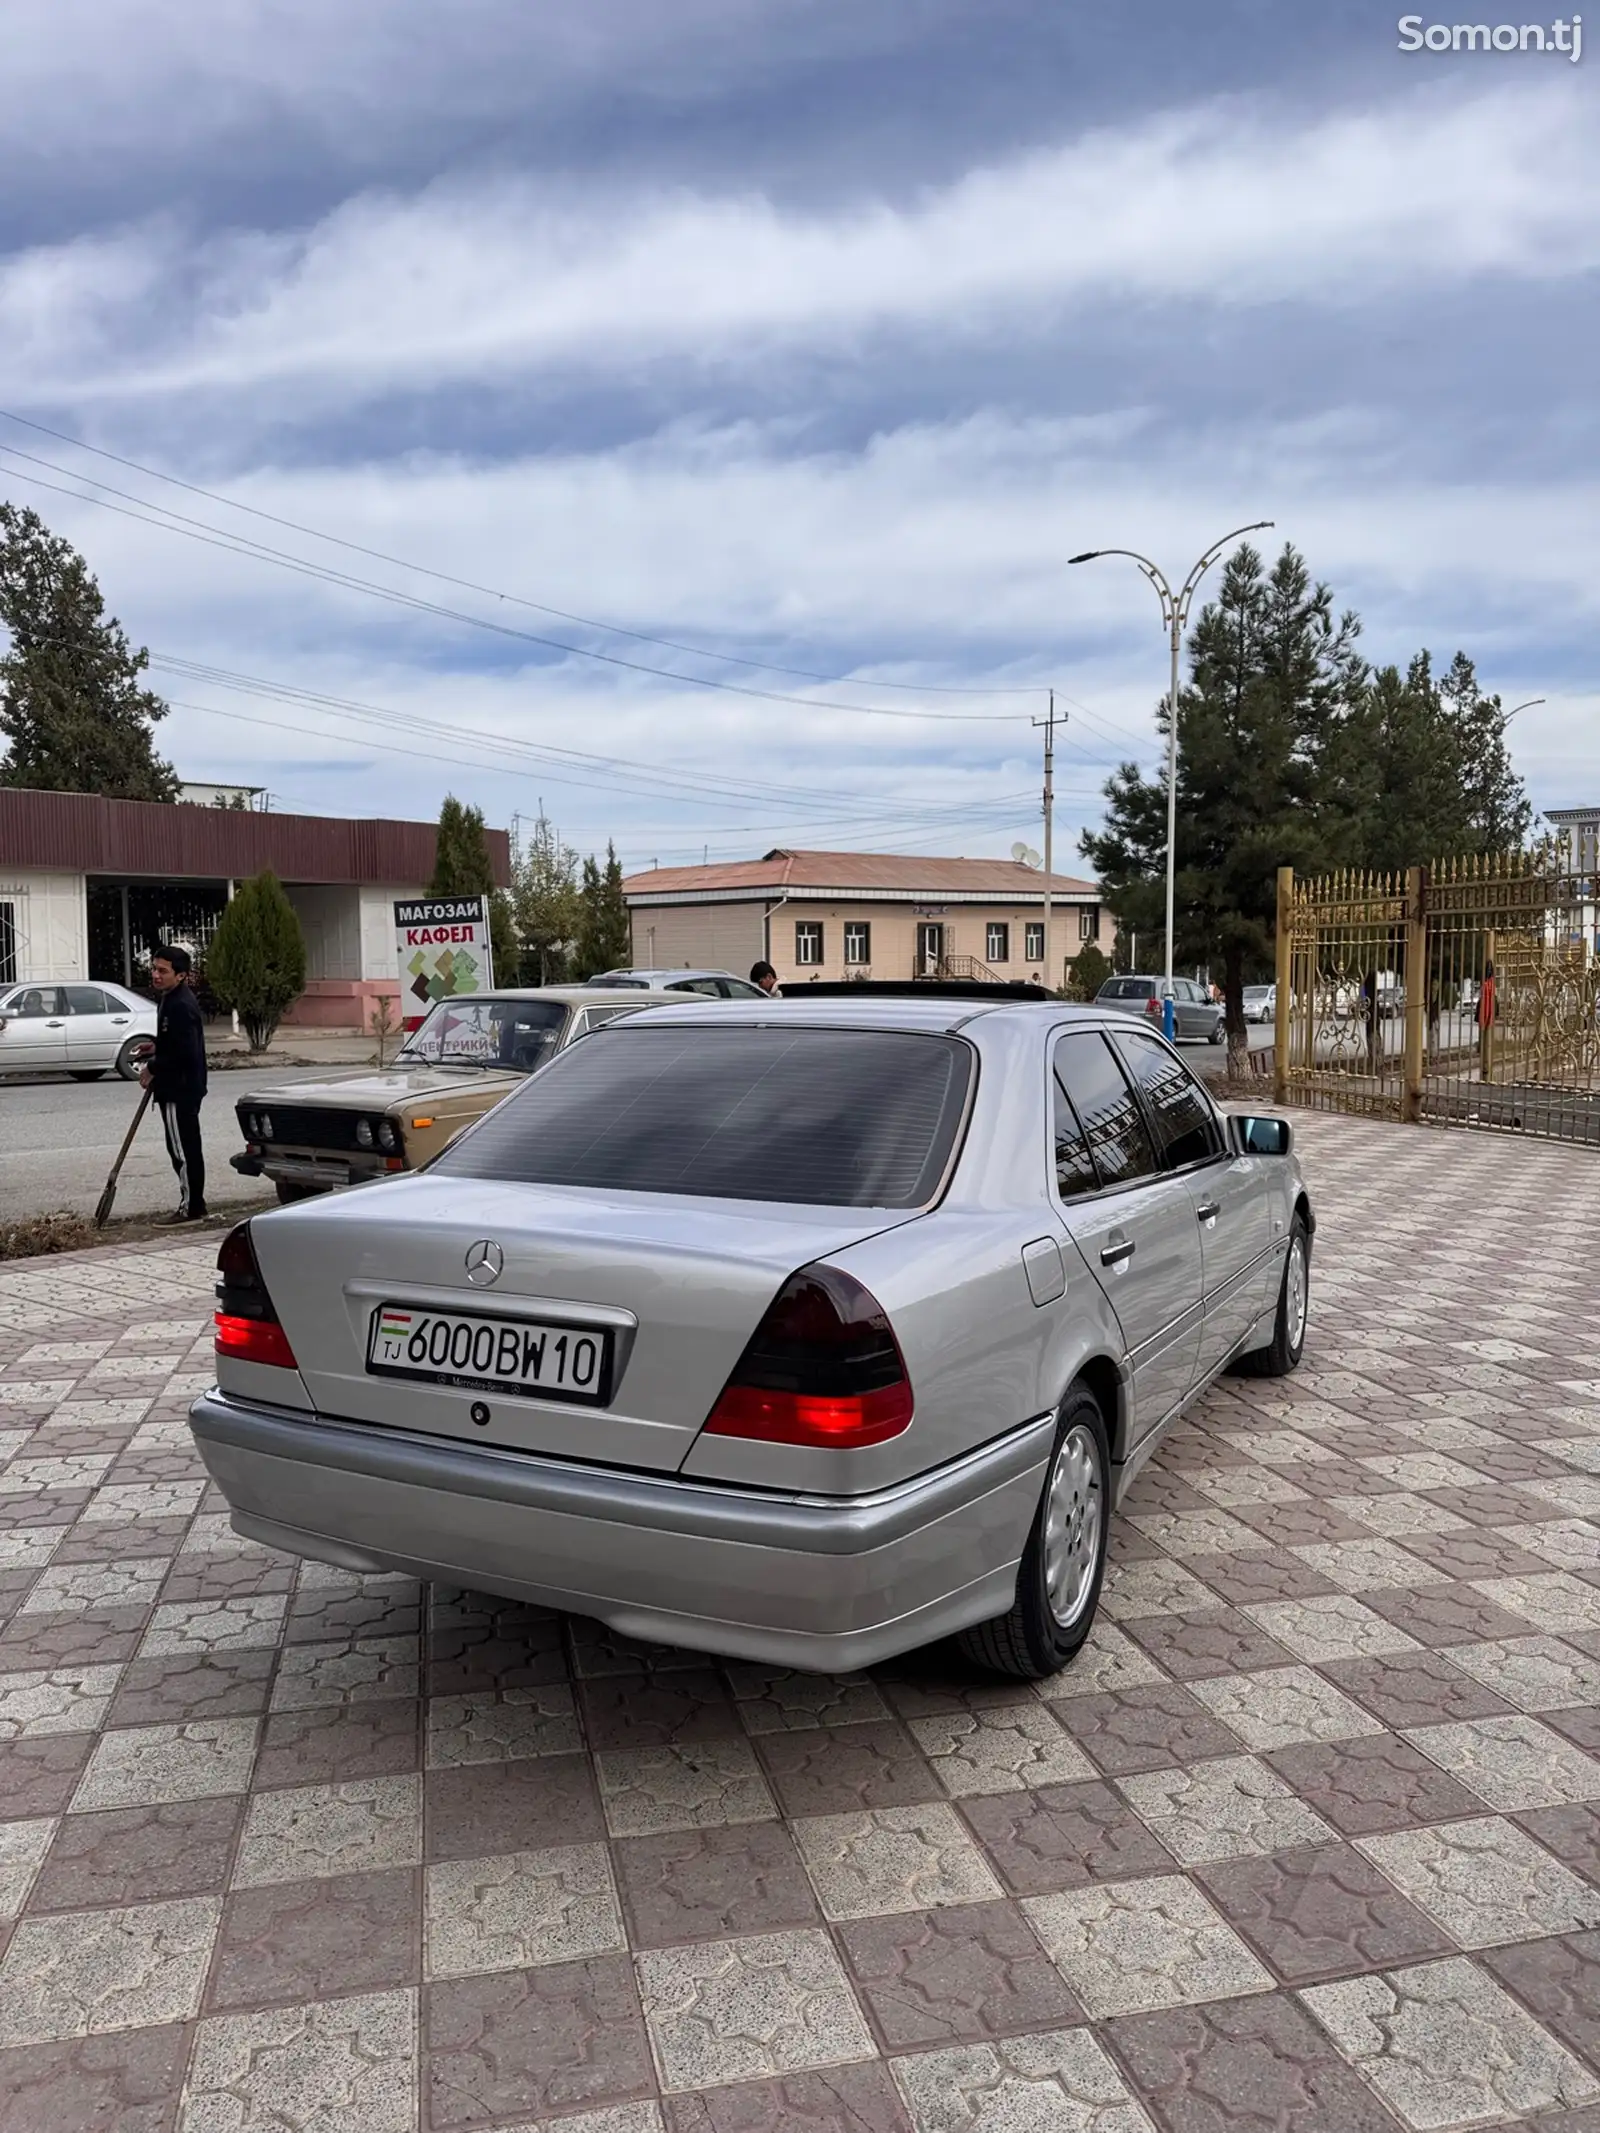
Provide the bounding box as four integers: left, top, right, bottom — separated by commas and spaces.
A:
464, 1240, 503, 1287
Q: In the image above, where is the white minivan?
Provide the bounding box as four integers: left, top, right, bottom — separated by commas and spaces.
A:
0, 982, 158, 1081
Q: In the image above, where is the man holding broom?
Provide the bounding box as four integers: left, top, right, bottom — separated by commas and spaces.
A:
141, 945, 208, 1223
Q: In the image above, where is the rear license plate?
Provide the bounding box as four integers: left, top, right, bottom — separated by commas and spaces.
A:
365, 1304, 612, 1405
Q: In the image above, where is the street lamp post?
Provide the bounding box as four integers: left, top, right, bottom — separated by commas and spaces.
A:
1503, 698, 1544, 725
1069, 523, 1274, 1042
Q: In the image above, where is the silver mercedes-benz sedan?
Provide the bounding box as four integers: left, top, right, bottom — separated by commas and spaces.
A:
189, 997, 1313, 1678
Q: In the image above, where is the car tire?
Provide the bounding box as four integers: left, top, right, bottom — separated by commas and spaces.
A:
1234, 1216, 1310, 1378
1208, 1022, 1226, 1044
956, 1385, 1110, 1680
114, 1037, 151, 1081
274, 1181, 321, 1204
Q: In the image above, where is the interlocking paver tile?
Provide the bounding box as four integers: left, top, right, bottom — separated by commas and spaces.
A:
725, 1668, 891, 1732
1404, 1712, 1600, 1810
1115, 1756, 1333, 1866
660, 2067, 907, 2130
1481, 1931, 1600, 2075
635, 1928, 875, 2092
1322, 1648, 1514, 1729
1362, 1579, 1536, 1647
206, 1866, 421, 2011
0, 1894, 219, 2046
1023, 1875, 1272, 2018
957, 1782, 1176, 1897
0, 1734, 93, 1815
1099, 1561, 1217, 1620
754, 1722, 943, 1816
597, 1742, 777, 1837
425, 1752, 602, 1857
1358, 1814, 1600, 1946
1188, 1666, 1383, 1751
0, 2023, 191, 2133
1106, 1991, 1398, 2133
837, 1899, 1083, 2048
0, 1816, 54, 1919
1193, 1842, 1451, 1985
793, 1803, 1002, 1920
425, 1842, 625, 1977
615, 1822, 821, 1948
1300, 1956, 1599, 2128
28, 1796, 241, 1911
183, 1988, 417, 2133
425, 1955, 654, 2124
578, 1669, 743, 1750
71, 1716, 258, 1810
1521, 1519, 1600, 1573
1118, 1607, 1293, 1681
233, 1773, 423, 1887
906, 1702, 1097, 1794
1517, 1801, 1600, 1886
1472, 1572, 1600, 1633
426, 1684, 583, 1763
1240, 1595, 1420, 1663
889, 2028, 1151, 2131
1045, 1685, 1240, 1776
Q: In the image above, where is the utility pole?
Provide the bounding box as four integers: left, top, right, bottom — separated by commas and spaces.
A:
1033, 692, 1065, 992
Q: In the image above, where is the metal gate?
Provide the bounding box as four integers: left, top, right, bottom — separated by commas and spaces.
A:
1275, 853, 1600, 1144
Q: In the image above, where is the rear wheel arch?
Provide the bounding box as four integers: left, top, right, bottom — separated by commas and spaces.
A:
1072, 1353, 1126, 1464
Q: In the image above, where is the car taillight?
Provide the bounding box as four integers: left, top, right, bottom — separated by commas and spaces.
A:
703, 1264, 913, 1450
214, 1221, 297, 1370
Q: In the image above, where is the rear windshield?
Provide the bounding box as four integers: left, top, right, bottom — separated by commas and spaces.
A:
399, 996, 567, 1071
431, 1024, 973, 1206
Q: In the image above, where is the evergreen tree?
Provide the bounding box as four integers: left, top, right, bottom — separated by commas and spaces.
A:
1344, 651, 1532, 870
428, 793, 519, 986
0, 504, 178, 799
207, 871, 307, 1051
513, 811, 583, 984
1081, 544, 1366, 1061
1066, 940, 1112, 1002
571, 842, 632, 978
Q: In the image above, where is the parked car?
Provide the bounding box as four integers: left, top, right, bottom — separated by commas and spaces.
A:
591, 968, 770, 999
0, 981, 156, 1081
1095, 975, 1226, 1044
230, 985, 677, 1202
1243, 984, 1276, 1024
193, 996, 1313, 1679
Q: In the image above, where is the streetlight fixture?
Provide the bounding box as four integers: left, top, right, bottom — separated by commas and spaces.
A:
1502, 698, 1544, 725
1069, 522, 1274, 1040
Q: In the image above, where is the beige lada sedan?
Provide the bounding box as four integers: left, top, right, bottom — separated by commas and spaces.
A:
231, 986, 675, 1201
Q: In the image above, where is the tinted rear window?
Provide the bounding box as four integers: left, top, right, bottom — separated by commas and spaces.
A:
432, 1025, 973, 1207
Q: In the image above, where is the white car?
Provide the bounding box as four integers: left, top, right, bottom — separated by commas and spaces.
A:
0, 981, 157, 1081
1243, 985, 1276, 1024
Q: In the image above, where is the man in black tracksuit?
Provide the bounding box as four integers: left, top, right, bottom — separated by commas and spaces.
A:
142, 945, 208, 1222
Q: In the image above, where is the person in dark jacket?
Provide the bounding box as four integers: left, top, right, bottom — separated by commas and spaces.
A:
141, 945, 208, 1222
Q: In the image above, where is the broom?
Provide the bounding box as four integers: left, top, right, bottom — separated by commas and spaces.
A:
95, 1088, 153, 1228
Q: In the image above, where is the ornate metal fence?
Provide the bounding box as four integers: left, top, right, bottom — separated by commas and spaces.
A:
1274, 853, 1600, 1144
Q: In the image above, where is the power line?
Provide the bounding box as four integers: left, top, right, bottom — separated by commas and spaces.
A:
0, 408, 1051, 700
0, 445, 1035, 725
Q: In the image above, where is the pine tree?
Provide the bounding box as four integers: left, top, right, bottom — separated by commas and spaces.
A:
0, 504, 178, 799
428, 793, 519, 986
1081, 544, 1366, 1061
513, 811, 583, 984
1066, 940, 1112, 1002
1343, 652, 1532, 869
206, 871, 307, 1052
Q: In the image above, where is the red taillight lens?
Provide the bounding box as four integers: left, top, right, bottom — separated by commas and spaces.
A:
214, 1221, 297, 1370
704, 1264, 913, 1449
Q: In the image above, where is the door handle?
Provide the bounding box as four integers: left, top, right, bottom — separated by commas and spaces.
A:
112, 1017, 129, 1025
1195, 1202, 1220, 1223
47, 1019, 66, 1027
1100, 1239, 1136, 1268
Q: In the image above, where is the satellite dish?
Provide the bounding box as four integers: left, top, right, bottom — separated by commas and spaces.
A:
1012, 843, 1043, 869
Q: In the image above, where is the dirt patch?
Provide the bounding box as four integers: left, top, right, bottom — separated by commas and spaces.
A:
0, 1198, 274, 1263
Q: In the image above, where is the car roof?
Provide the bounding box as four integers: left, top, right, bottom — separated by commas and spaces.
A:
596, 995, 1122, 1037
600, 968, 739, 982
423, 985, 684, 1007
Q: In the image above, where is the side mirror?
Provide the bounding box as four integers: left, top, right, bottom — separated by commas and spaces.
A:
1232, 1114, 1292, 1157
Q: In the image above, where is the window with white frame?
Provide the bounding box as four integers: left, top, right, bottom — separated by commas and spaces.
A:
795, 921, 823, 966
986, 922, 1009, 964
843, 921, 870, 965
1078, 905, 1099, 941
1024, 922, 1044, 963
0, 902, 15, 985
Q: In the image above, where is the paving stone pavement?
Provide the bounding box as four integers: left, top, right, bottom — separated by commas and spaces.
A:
1, 1114, 1598, 2132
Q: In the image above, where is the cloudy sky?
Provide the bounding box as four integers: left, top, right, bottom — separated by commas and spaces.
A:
1, 0, 1593, 875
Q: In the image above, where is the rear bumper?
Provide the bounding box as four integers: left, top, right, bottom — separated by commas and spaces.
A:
187, 1390, 1052, 1671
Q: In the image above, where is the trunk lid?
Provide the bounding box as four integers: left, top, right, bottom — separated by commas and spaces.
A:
249, 1175, 919, 1472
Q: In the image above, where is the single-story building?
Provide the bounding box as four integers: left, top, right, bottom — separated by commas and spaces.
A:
0, 788, 511, 1027
622, 848, 1115, 990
